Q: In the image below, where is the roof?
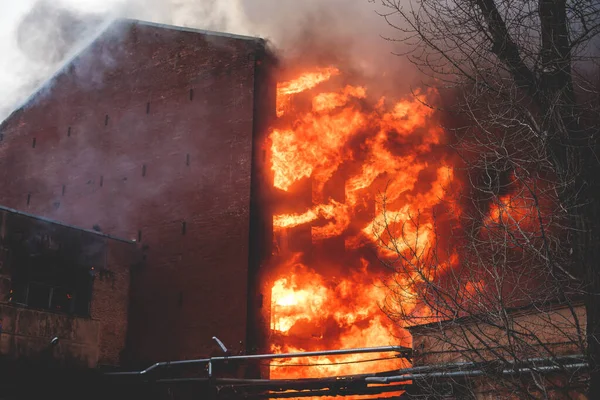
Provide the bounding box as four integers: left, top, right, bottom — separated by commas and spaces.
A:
126, 18, 264, 44
0, 18, 266, 128
0, 204, 135, 244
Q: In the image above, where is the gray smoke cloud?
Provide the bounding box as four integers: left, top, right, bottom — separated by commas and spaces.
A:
0, 0, 412, 122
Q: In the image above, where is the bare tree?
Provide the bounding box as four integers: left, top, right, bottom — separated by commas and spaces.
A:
372, 0, 600, 397
374, 185, 587, 397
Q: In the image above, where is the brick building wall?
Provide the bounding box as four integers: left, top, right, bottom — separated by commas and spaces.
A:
407, 303, 588, 399
0, 207, 136, 367
0, 19, 276, 365
92, 236, 136, 366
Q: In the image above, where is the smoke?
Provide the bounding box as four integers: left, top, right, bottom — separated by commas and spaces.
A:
0, 0, 410, 121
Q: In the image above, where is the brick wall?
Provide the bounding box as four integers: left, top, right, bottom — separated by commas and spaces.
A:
0, 208, 135, 367
93, 238, 135, 366
409, 303, 587, 366
0, 19, 275, 364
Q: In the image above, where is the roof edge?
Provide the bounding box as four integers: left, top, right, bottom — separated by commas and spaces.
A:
122, 18, 265, 44
0, 204, 136, 244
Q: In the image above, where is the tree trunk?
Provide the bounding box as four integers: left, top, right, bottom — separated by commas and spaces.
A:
582, 190, 600, 398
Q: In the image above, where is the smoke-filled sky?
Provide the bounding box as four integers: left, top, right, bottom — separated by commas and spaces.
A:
0, 0, 410, 122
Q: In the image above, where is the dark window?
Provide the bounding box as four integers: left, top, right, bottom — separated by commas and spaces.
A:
10, 269, 92, 317
50, 287, 74, 313
27, 283, 51, 309
7, 230, 97, 317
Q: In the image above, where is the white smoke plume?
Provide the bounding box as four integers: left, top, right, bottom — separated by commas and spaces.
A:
0, 0, 409, 121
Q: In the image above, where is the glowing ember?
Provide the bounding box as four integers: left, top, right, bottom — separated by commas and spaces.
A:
268, 66, 456, 379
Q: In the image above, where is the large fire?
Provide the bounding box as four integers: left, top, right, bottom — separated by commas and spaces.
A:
267, 66, 456, 380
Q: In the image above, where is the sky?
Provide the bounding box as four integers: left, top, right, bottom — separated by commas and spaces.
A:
0, 0, 409, 122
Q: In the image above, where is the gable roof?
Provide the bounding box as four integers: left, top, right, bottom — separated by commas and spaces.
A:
0, 204, 135, 244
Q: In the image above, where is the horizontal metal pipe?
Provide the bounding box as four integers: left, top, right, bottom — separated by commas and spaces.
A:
366, 362, 589, 384
108, 362, 168, 376
107, 345, 410, 376
210, 345, 410, 362
393, 353, 586, 376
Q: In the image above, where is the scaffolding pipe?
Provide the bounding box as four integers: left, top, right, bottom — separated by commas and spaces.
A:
366, 362, 589, 384
107, 345, 410, 376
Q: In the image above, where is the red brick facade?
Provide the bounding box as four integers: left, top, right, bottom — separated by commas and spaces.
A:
0, 207, 136, 367
0, 19, 276, 365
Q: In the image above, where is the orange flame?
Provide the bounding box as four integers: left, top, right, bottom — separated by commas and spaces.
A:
486, 194, 538, 228
277, 67, 340, 117
268, 66, 456, 380
268, 257, 410, 379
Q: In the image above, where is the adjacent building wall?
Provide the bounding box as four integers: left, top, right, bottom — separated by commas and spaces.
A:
409, 303, 587, 366
0, 19, 276, 365
407, 303, 588, 399
0, 207, 135, 367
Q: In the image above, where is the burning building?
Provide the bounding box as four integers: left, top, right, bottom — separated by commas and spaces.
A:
263, 64, 458, 379
0, 16, 459, 378
0, 13, 587, 399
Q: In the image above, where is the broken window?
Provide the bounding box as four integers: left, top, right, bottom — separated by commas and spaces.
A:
3, 214, 103, 317
10, 260, 93, 316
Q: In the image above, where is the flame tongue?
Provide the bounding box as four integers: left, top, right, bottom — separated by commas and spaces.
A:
268, 66, 455, 379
